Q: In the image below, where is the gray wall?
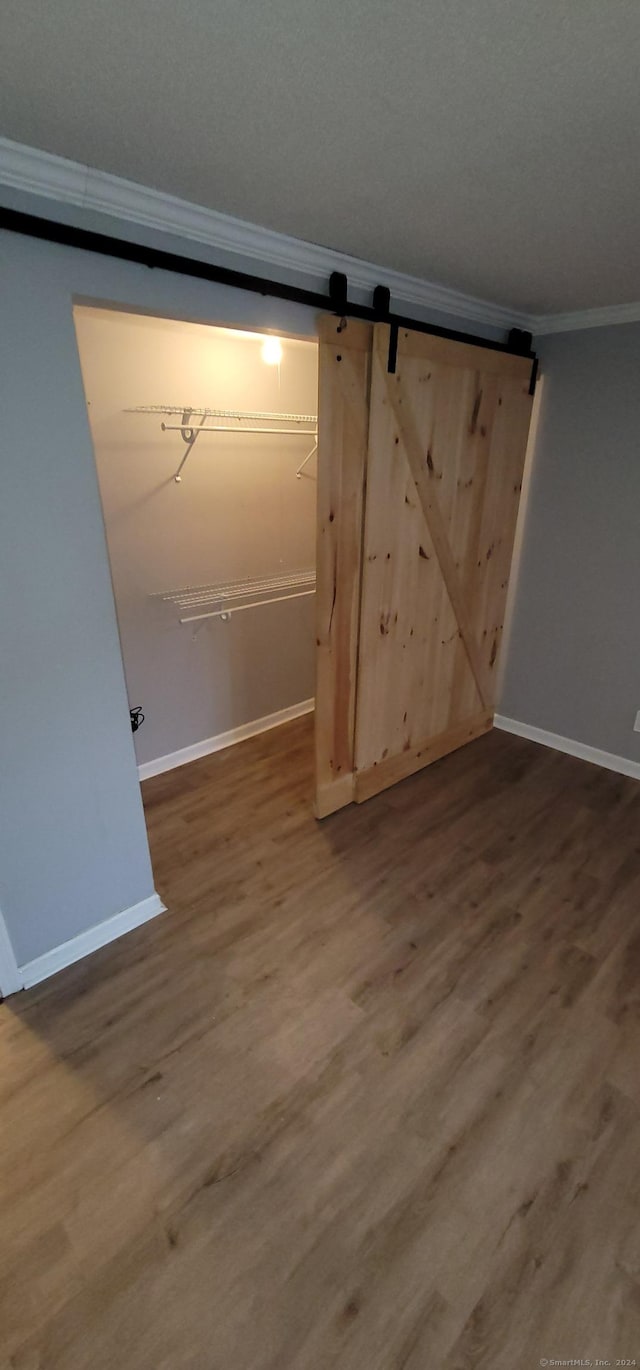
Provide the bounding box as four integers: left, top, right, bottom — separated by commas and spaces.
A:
501, 323, 640, 764
0, 220, 319, 967
0, 246, 154, 966
0, 184, 513, 970
74, 309, 318, 767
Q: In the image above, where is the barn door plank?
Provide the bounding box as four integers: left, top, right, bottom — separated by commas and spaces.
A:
380, 349, 493, 711
353, 323, 533, 803
314, 316, 372, 818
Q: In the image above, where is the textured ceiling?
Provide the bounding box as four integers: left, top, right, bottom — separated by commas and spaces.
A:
1, 0, 639, 314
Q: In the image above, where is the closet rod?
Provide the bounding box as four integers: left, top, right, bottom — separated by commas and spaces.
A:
130, 405, 319, 479
180, 588, 315, 624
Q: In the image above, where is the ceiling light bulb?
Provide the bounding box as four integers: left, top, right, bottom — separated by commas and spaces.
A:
261, 337, 283, 365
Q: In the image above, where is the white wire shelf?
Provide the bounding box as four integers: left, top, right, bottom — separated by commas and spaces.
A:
125, 405, 318, 481
126, 405, 317, 423
156, 568, 316, 624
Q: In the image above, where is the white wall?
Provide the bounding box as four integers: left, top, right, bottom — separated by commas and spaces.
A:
0, 181, 513, 977
74, 309, 317, 767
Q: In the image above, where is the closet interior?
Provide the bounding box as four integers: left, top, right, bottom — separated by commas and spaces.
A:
74, 306, 319, 782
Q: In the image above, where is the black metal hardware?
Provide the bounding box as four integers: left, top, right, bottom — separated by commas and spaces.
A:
0, 204, 537, 365
328, 271, 348, 313
387, 322, 399, 374
372, 284, 391, 318
528, 356, 539, 396
508, 328, 533, 356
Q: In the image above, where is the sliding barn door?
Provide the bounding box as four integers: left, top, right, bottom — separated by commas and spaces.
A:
353, 324, 533, 802
314, 316, 533, 814
314, 317, 372, 818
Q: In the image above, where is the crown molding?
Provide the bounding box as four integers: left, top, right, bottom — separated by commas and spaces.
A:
0, 136, 528, 332
530, 300, 640, 336
2, 138, 638, 339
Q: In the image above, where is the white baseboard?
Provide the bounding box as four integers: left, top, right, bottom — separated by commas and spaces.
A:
138, 698, 314, 781
0, 909, 24, 998
19, 892, 166, 991
494, 714, 640, 782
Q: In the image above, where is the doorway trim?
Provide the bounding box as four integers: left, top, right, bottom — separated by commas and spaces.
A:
0, 909, 24, 998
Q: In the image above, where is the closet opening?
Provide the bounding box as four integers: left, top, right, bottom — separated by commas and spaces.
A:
74, 304, 319, 886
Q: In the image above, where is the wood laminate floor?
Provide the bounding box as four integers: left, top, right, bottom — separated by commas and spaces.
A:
2, 716, 640, 1369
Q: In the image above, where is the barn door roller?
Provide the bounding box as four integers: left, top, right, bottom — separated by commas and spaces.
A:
0, 204, 537, 387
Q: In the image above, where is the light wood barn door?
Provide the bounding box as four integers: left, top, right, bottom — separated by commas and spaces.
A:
314, 316, 372, 818
353, 323, 533, 803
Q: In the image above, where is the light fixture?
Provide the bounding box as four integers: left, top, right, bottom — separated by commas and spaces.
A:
261, 337, 283, 366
